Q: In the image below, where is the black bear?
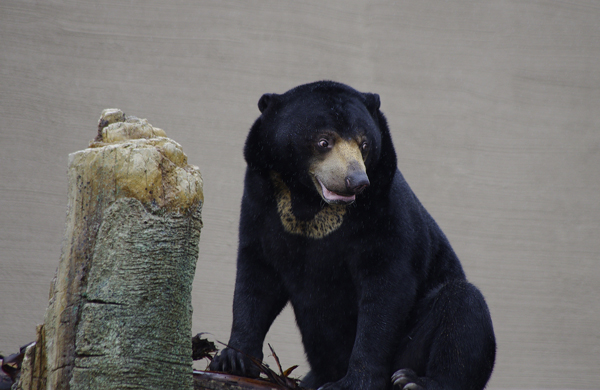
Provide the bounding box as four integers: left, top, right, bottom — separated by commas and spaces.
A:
209, 81, 496, 390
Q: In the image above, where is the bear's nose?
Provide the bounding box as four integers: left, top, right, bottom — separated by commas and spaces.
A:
345, 172, 370, 194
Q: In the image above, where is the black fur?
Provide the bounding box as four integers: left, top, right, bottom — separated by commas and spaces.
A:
210, 81, 496, 390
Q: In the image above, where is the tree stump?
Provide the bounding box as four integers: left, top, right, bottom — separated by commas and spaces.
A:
31, 109, 203, 390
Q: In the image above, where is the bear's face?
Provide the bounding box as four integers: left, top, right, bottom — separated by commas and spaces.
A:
245, 81, 386, 206
308, 132, 369, 205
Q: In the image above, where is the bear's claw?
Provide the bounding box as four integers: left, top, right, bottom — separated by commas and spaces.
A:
209, 348, 261, 378
392, 368, 426, 390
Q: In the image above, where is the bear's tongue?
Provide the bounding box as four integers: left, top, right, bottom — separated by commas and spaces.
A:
318, 179, 355, 203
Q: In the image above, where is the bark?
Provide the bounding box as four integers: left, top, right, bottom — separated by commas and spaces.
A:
38, 109, 203, 390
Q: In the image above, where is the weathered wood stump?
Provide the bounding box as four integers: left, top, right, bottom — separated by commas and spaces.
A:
19, 109, 203, 390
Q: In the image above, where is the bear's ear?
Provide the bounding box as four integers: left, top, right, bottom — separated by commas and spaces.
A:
363, 93, 381, 114
258, 93, 278, 113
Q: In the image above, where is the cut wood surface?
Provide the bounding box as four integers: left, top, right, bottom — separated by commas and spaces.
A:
37, 109, 204, 390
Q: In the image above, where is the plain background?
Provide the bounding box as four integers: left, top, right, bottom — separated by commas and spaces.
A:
1, 1, 599, 389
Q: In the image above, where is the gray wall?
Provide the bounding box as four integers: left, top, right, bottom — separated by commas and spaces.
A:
1, 1, 599, 389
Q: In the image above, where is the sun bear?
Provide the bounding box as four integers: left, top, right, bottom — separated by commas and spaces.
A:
209, 81, 496, 390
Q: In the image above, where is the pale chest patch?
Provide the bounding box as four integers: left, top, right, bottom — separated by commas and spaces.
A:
270, 172, 346, 239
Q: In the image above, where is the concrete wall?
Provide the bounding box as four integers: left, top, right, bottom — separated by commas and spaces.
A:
1, 1, 598, 388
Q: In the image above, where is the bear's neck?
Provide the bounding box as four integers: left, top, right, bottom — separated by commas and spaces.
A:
270, 171, 347, 239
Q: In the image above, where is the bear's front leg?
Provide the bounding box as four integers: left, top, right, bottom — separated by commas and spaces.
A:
209, 241, 289, 378
318, 259, 417, 390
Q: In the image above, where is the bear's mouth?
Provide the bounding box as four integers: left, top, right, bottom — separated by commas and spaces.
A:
316, 177, 356, 204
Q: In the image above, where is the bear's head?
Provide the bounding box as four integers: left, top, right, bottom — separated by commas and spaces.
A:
244, 81, 397, 206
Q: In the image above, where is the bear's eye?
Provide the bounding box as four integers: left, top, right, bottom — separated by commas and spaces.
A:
361, 141, 369, 152
318, 139, 330, 149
